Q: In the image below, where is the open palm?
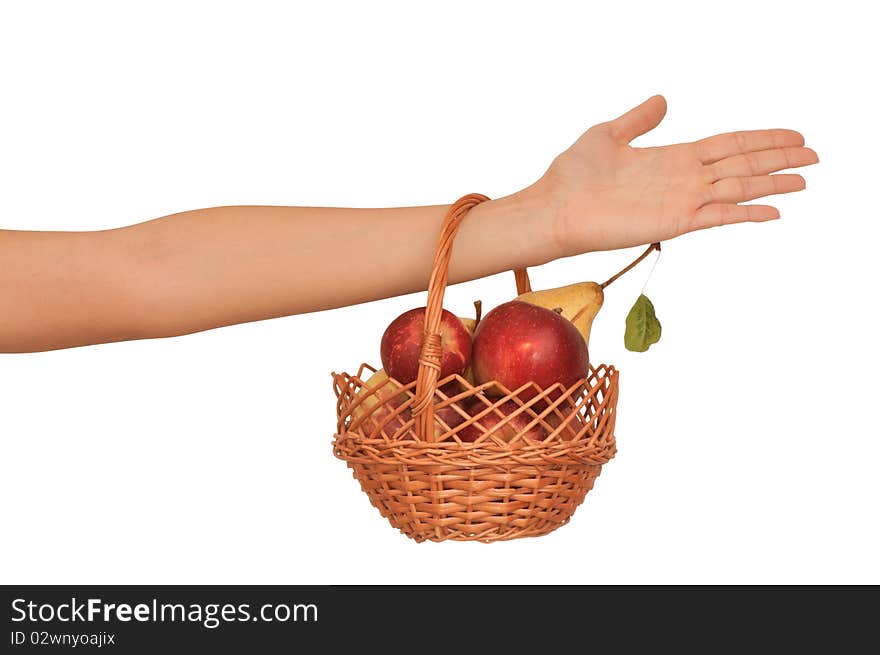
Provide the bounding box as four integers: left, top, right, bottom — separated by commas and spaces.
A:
541, 96, 818, 256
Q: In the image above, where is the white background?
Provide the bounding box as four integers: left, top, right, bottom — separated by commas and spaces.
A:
1, 1, 877, 584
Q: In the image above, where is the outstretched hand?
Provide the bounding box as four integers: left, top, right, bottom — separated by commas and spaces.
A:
532, 95, 818, 256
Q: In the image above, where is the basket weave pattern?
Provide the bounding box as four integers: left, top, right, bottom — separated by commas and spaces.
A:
332, 194, 619, 542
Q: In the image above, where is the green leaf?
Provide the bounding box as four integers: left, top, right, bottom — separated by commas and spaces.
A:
624, 294, 662, 352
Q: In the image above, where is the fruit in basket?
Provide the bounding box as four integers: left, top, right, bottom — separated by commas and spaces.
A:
433, 402, 469, 440
438, 301, 481, 394
380, 307, 471, 385
349, 369, 413, 438
438, 306, 479, 396
516, 281, 604, 346
471, 301, 589, 401
350, 369, 473, 440
458, 398, 547, 443
438, 363, 477, 398
545, 408, 588, 441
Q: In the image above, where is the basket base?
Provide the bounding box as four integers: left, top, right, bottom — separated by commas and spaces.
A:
348, 460, 604, 543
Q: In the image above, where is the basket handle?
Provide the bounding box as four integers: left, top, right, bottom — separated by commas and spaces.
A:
412, 194, 532, 441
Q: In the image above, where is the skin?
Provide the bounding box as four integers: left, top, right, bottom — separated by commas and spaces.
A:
0, 96, 818, 353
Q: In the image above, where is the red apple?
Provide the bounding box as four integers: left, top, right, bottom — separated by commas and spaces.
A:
458, 398, 548, 444
381, 307, 471, 385
438, 378, 463, 398
544, 409, 588, 441
471, 301, 588, 401
432, 402, 468, 440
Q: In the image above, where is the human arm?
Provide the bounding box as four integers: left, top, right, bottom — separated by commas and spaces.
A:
0, 95, 818, 353
0, 196, 543, 352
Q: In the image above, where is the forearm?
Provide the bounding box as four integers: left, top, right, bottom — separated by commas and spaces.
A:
0, 229, 151, 352
0, 190, 554, 352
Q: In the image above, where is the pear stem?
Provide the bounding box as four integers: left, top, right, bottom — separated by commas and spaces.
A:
600, 242, 661, 290
473, 300, 483, 330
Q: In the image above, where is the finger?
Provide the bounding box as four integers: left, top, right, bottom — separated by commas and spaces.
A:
696, 129, 805, 164
707, 147, 819, 182
707, 174, 806, 204
691, 204, 780, 230
607, 95, 667, 143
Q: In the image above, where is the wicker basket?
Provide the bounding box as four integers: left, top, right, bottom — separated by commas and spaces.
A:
332, 194, 619, 542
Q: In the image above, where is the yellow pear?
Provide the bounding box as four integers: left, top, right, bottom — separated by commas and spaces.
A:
516, 281, 604, 345
350, 369, 409, 436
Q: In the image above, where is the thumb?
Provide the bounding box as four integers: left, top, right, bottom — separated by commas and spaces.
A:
607, 95, 667, 143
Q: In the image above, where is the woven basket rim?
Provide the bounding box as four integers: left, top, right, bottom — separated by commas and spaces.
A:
332, 360, 618, 467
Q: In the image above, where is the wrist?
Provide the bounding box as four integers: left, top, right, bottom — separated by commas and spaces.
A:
480, 183, 563, 269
